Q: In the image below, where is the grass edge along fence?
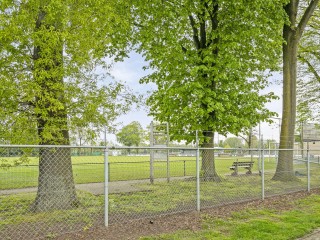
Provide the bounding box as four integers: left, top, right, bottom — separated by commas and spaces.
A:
0, 145, 320, 239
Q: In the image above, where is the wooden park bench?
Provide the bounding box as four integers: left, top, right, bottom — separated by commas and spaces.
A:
229, 161, 254, 176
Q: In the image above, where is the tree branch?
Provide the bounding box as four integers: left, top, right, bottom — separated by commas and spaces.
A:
298, 54, 320, 83
188, 15, 201, 50
206, 2, 219, 48
297, 0, 320, 40
300, 47, 320, 62
310, 50, 320, 62
181, 45, 187, 53
238, 134, 249, 145
19, 99, 35, 106
133, 22, 145, 28
204, 2, 213, 20
198, 11, 206, 49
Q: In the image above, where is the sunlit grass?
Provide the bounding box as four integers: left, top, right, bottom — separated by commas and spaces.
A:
0, 177, 308, 224
140, 194, 320, 240
0, 191, 103, 228
1, 151, 320, 239
0, 175, 318, 239
0, 154, 309, 190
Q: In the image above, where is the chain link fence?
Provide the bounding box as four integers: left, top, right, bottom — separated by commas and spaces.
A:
0, 145, 320, 239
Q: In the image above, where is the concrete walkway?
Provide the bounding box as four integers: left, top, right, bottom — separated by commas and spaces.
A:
298, 229, 320, 240
0, 176, 190, 196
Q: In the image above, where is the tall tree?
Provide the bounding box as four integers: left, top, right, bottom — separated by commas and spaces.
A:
297, 10, 320, 123
0, 0, 133, 211
223, 137, 244, 149
296, 10, 320, 158
272, 0, 319, 181
239, 128, 259, 160
116, 121, 144, 153
132, 0, 286, 181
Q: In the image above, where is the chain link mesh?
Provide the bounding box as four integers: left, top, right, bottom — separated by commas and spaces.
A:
0, 146, 319, 239
0, 146, 105, 239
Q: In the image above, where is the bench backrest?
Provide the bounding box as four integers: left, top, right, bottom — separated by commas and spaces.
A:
232, 161, 254, 167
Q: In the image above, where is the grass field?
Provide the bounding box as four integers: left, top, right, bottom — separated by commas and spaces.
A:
0, 154, 282, 190
0, 153, 319, 239
0, 174, 311, 224
0, 152, 316, 190
140, 193, 320, 240
0, 173, 316, 239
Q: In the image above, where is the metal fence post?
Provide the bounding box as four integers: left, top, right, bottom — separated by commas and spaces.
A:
261, 148, 265, 200
150, 122, 154, 184
307, 146, 310, 192
108, 162, 110, 182
166, 122, 170, 183
196, 131, 200, 211
166, 151, 170, 183
104, 147, 109, 227
183, 160, 186, 176
150, 151, 154, 184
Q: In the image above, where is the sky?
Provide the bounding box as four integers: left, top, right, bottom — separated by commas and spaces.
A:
106, 51, 284, 144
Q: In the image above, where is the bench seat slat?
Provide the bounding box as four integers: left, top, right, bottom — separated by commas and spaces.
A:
229, 161, 254, 175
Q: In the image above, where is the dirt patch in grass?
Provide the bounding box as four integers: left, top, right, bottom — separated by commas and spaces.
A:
55, 189, 320, 240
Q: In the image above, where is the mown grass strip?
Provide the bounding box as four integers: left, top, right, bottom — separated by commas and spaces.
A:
0, 156, 280, 189
140, 194, 320, 240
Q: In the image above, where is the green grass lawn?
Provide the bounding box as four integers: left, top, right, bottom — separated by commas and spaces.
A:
0, 154, 280, 190
1, 152, 319, 240
140, 193, 320, 240
0, 176, 309, 222
0, 175, 319, 240
1, 152, 319, 239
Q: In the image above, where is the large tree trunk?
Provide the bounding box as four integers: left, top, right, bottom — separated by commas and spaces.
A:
248, 128, 254, 161
31, 4, 78, 211
32, 147, 78, 211
272, 0, 320, 181
201, 131, 221, 182
32, 110, 78, 212
272, 3, 299, 181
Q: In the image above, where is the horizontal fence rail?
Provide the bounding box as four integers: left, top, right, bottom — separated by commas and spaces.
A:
0, 145, 320, 239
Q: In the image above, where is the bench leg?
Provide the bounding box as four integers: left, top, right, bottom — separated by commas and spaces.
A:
246, 168, 252, 175
231, 167, 238, 176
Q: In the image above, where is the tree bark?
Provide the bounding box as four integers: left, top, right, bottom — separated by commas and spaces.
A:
31, 4, 78, 211
272, 0, 319, 181
32, 148, 79, 211
272, 17, 298, 181
201, 131, 221, 182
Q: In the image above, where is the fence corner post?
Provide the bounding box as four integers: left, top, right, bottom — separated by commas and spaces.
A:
104, 147, 109, 227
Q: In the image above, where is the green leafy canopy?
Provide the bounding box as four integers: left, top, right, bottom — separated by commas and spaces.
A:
116, 121, 144, 147
0, 0, 135, 144
132, 0, 287, 143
